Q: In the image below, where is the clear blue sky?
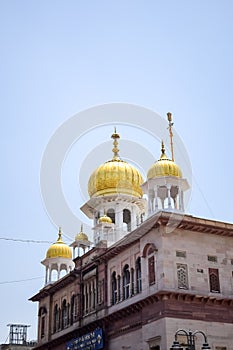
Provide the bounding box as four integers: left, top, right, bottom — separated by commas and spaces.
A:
1, 0, 233, 343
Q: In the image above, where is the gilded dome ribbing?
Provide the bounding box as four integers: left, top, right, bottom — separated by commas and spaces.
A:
147, 142, 182, 179
46, 229, 72, 259
75, 225, 89, 241
88, 129, 144, 198
98, 214, 112, 224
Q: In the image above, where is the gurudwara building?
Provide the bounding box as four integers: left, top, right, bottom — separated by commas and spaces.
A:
30, 114, 233, 350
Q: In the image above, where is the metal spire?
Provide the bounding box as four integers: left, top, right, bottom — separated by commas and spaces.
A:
111, 127, 120, 160
167, 112, 175, 161
58, 227, 62, 241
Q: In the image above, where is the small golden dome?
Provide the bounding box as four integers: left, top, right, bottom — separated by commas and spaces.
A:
88, 129, 144, 198
147, 142, 182, 179
98, 214, 112, 224
75, 224, 88, 241
46, 228, 72, 259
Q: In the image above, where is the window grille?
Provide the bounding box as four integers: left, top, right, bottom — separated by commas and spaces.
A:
208, 255, 217, 262
177, 264, 189, 289
209, 268, 220, 293
176, 250, 186, 258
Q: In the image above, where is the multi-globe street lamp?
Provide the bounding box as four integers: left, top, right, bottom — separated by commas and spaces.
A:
170, 329, 212, 350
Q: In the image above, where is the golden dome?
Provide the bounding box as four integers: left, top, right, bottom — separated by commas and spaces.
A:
46, 228, 72, 259
98, 214, 112, 224
88, 129, 144, 198
147, 142, 182, 179
75, 224, 89, 241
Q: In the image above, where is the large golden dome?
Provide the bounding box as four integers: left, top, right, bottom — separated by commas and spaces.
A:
147, 142, 182, 179
88, 129, 144, 198
46, 228, 72, 259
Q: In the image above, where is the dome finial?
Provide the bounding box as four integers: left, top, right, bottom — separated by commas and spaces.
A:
58, 227, 62, 240
161, 140, 165, 154
111, 127, 120, 160
160, 140, 168, 160
167, 112, 175, 161
75, 225, 89, 241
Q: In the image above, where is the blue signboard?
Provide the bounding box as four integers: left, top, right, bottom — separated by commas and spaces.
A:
67, 328, 104, 350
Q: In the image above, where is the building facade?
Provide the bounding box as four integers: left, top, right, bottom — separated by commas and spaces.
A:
30, 115, 233, 350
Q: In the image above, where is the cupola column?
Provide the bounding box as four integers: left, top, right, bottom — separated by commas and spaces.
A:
48, 265, 52, 284
154, 186, 158, 211
148, 189, 154, 216
131, 205, 136, 231
57, 263, 61, 279
167, 184, 172, 209
180, 189, 184, 211
45, 266, 49, 285
115, 204, 123, 230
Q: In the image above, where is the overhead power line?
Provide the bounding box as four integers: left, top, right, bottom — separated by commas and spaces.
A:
0, 237, 52, 243
0, 276, 44, 285
0, 236, 73, 244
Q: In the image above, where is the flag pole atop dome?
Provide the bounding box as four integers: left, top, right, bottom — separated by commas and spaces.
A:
111, 127, 120, 160
167, 112, 175, 161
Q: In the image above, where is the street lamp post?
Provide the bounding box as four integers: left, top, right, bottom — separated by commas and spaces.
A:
170, 329, 212, 350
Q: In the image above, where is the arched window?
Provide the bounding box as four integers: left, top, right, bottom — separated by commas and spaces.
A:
60, 266, 67, 279
72, 294, 78, 322
85, 285, 88, 314
123, 264, 130, 300
123, 209, 131, 231
142, 243, 157, 286
107, 208, 115, 223
53, 304, 59, 333
89, 284, 92, 311
111, 271, 117, 305
148, 255, 155, 285
70, 295, 75, 325
39, 307, 47, 339
92, 280, 96, 309
51, 268, 58, 282
136, 257, 142, 293
41, 317, 45, 339
61, 299, 68, 329
93, 211, 100, 225
131, 268, 135, 296
147, 337, 161, 350
67, 303, 70, 325
117, 275, 121, 302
